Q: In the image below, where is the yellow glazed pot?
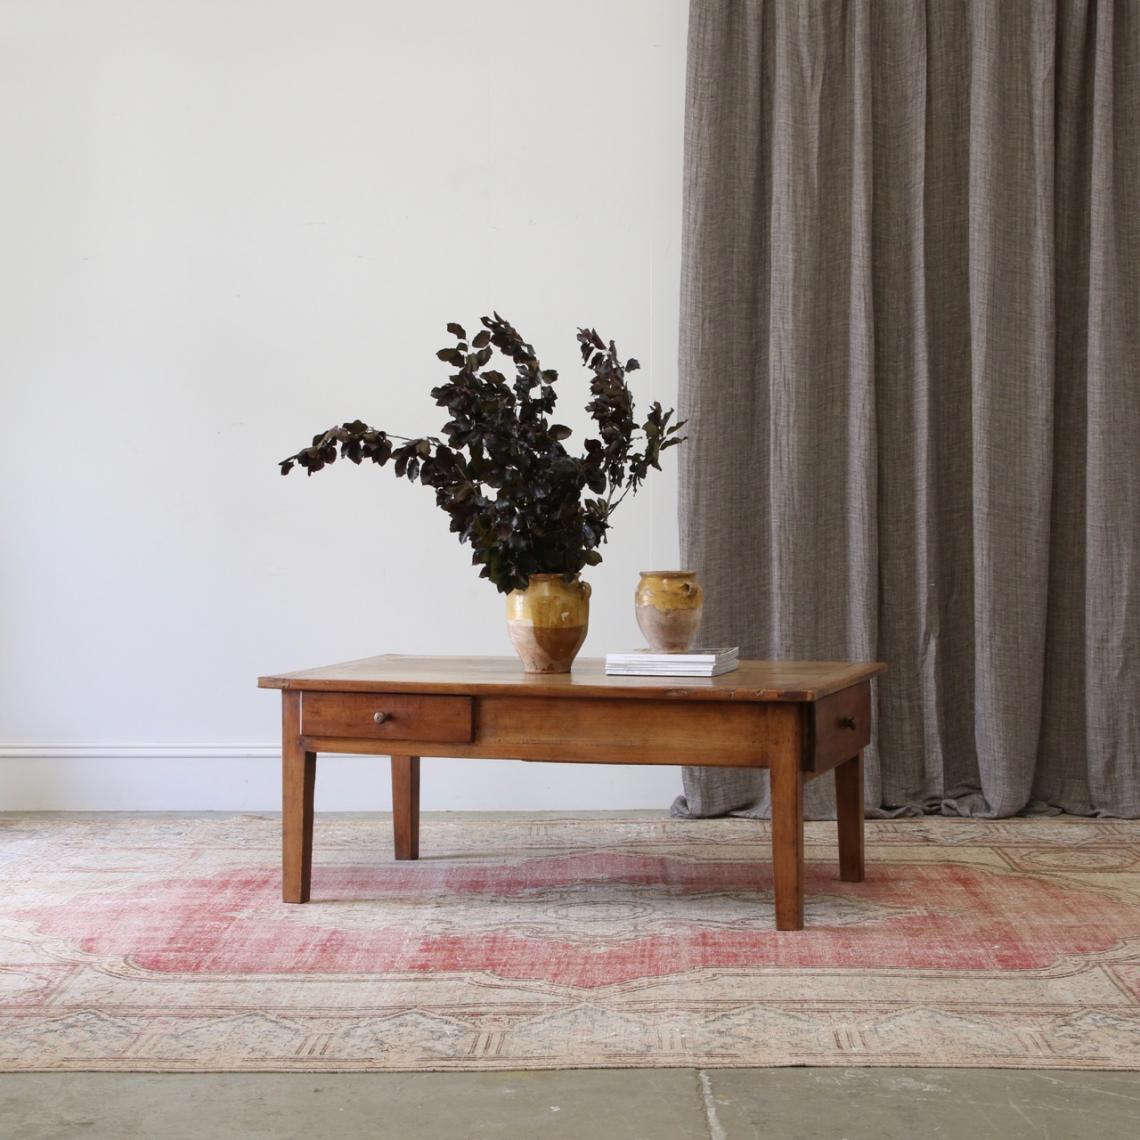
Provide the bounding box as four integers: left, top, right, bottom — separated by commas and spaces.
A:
506, 573, 591, 673
635, 570, 703, 652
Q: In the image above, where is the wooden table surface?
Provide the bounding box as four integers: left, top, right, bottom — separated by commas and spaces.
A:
258, 654, 885, 701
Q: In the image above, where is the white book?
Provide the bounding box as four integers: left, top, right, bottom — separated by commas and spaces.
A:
605, 646, 739, 666
605, 659, 739, 677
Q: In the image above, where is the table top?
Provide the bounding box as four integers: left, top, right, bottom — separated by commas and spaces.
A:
259, 655, 886, 703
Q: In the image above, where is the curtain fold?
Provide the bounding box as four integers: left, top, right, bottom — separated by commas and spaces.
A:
674, 0, 1139, 820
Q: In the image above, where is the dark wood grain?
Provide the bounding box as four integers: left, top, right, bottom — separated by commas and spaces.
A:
770, 744, 805, 931
281, 691, 315, 903
302, 692, 473, 743
391, 755, 420, 861
302, 735, 808, 767
835, 751, 865, 883
301, 696, 797, 767
260, 655, 886, 703
806, 681, 872, 773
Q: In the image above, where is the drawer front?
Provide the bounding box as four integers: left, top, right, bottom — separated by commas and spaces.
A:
301, 692, 473, 743
807, 682, 871, 773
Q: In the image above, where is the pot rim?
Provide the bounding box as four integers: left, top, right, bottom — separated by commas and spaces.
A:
638, 569, 697, 578
525, 572, 581, 581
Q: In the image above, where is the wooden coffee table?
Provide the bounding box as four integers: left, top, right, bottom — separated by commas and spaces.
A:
258, 655, 885, 930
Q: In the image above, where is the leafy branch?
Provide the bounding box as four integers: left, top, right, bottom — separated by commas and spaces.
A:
279, 315, 685, 593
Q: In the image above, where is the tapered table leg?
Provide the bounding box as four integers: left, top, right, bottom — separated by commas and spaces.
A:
282, 691, 315, 902
770, 750, 805, 931
836, 750, 865, 882
391, 755, 421, 860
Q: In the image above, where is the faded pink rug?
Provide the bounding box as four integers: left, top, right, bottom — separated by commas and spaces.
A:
2, 813, 1139, 1070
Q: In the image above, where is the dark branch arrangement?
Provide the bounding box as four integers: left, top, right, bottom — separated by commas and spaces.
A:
279, 314, 685, 593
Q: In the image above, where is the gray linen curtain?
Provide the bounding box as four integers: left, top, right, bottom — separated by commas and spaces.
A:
673, 0, 1140, 820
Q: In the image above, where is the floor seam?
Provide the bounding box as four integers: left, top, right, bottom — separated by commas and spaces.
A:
698, 1069, 727, 1140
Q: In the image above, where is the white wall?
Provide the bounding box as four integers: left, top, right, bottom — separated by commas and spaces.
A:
0, 1, 689, 810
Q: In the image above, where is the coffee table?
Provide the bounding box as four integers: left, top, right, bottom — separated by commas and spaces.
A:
258, 655, 885, 930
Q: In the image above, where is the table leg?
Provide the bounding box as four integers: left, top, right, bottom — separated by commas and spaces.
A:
835, 750, 865, 882
282, 691, 315, 903
770, 749, 805, 931
391, 755, 421, 860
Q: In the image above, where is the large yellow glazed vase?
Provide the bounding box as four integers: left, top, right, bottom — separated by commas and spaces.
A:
506, 573, 591, 673
634, 570, 703, 652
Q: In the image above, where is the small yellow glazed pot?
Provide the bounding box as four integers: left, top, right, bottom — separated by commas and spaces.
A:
635, 570, 703, 652
506, 573, 591, 673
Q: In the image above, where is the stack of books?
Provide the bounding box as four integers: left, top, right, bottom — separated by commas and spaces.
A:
605, 647, 739, 677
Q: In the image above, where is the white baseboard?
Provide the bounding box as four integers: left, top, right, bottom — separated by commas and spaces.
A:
0, 744, 682, 812
0, 744, 281, 761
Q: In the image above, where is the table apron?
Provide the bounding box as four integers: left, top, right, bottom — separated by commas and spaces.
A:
296, 693, 804, 769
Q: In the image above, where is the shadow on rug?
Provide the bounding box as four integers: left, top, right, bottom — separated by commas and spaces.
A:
1, 813, 1138, 1071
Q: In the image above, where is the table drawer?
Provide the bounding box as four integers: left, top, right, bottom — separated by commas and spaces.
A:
807, 682, 871, 773
301, 692, 473, 743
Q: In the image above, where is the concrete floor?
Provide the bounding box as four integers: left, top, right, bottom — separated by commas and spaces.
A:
2, 1068, 1140, 1139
